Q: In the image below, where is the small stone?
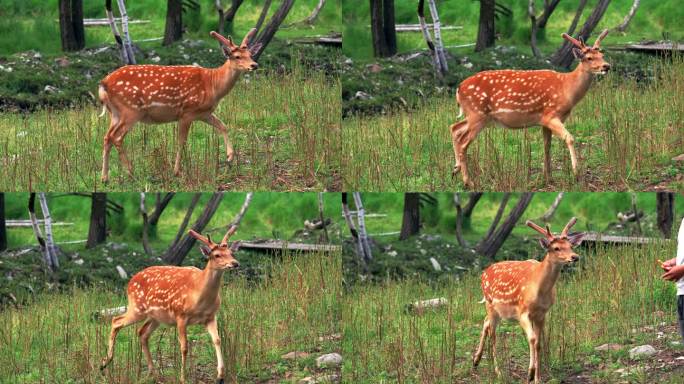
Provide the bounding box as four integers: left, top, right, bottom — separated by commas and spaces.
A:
318, 333, 342, 342
387, 250, 397, 257
106, 257, 113, 263
44, 85, 60, 93
366, 63, 382, 73
316, 353, 342, 368
73, 259, 84, 265
55, 57, 70, 67
150, 56, 161, 62
595, 343, 623, 352
629, 345, 657, 359
420, 249, 427, 256
672, 154, 684, 162
116, 265, 128, 279
463, 62, 473, 69
281, 351, 309, 360
354, 91, 372, 100
429, 257, 441, 271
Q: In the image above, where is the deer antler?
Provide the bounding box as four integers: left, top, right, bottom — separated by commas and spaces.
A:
220, 225, 237, 246
592, 29, 609, 49
561, 217, 577, 237
210, 31, 236, 48
241, 28, 257, 48
189, 229, 214, 246
526, 220, 554, 239
561, 33, 585, 49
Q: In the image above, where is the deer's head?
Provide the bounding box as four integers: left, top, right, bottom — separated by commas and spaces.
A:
189, 227, 241, 270
210, 29, 262, 72
562, 29, 611, 75
526, 218, 585, 265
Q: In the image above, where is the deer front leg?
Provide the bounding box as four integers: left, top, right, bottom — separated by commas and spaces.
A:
542, 127, 552, 183
174, 118, 193, 177
206, 317, 225, 384
450, 120, 468, 177
177, 318, 189, 384
473, 317, 490, 367
201, 114, 234, 163
100, 309, 144, 370
457, 118, 486, 189
519, 314, 539, 384
543, 117, 578, 179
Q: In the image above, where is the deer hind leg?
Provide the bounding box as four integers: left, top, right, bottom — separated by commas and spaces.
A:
519, 313, 540, 383
101, 110, 121, 183
456, 117, 487, 189
173, 118, 194, 177
206, 317, 225, 384
100, 309, 145, 370
543, 117, 578, 179
138, 319, 160, 376
201, 114, 234, 163
449, 120, 468, 177
542, 127, 552, 183
176, 318, 189, 384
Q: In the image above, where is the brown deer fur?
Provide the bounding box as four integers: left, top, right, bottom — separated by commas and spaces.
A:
450, 30, 610, 187
100, 227, 241, 384
99, 29, 262, 182
473, 218, 585, 384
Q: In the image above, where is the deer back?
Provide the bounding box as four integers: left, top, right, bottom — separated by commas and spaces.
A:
481, 260, 540, 305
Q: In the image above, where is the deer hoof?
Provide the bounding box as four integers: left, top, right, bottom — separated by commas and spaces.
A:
216, 379, 225, 384
452, 164, 461, 176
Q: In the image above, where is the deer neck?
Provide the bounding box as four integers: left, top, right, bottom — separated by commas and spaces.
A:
564, 64, 593, 105
531, 256, 562, 298
197, 263, 225, 303
211, 62, 242, 100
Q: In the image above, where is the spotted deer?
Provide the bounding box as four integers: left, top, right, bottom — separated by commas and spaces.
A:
450, 30, 610, 187
100, 227, 241, 384
98, 29, 262, 183
473, 218, 585, 384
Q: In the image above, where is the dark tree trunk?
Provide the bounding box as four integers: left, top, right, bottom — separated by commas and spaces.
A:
86, 193, 107, 249
254, 0, 273, 35
656, 192, 674, 239
341, 193, 358, 239
149, 193, 175, 227
370, 0, 397, 57
551, 0, 612, 68
463, 192, 483, 218
0, 193, 6, 252
217, 0, 245, 35
164, 193, 223, 265
163, 0, 184, 46
251, 0, 295, 60
399, 193, 420, 240
476, 193, 534, 260
475, 0, 496, 52
59, 0, 85, 51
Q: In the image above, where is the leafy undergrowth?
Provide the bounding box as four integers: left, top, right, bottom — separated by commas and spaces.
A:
342, 56, 684, 192
0, 250, 341, 383
343, 237, 682, 383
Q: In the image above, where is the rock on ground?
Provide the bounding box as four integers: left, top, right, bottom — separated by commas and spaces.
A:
629, 344, 657, 359
316, 353, 342, 368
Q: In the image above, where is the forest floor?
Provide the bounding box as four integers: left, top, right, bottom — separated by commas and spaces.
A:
342, 236, 684, 383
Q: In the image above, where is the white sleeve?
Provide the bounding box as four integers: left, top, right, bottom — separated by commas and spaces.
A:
678, 218, 684, 261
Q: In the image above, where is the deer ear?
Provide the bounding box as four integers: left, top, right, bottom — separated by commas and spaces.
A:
539, 238, 550, 249
567, 232, 585, 247
572, 47, 585, 59
200, 245, 212, 258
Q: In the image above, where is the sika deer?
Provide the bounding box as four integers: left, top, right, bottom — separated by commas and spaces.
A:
98, 29, 262, 182
450, 30, 611, 187
100, 228, 241, 384
473, 218, 585, 384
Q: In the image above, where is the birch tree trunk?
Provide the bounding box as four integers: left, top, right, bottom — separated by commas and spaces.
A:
427, 0, 447, 73
614, 0, 640, 33
116, 0, 136, 64
105, 0, 130, 64
540, 192, 564, 223
38, 193, 60, 271
352, 192, 372, 261
341, 193, 358, 239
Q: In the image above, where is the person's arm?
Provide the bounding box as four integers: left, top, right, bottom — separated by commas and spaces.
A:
661, 257, 677, 270
662, 264, 684, 281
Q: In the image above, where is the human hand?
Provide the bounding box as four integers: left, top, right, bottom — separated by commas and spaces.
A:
662, 265, 684, 281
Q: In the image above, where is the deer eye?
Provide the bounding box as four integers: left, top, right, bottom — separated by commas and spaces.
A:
553, 246, 560, 251
586, 57, 593, 61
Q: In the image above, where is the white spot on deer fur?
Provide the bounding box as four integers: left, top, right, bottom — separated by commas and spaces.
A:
468, 85, 475, 90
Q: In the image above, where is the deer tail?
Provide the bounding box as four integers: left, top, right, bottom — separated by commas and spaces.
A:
456, 88, 463, 119
97, 83, 109, 118
478, 297, 486, 304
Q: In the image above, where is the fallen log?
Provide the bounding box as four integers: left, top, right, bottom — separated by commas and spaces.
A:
405, 297, 448, 314
91, 306, 126, 321
395, 24, 462, 32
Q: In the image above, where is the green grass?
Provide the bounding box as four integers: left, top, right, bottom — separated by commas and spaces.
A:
341, 58, 684, 192
342, 240, 684, 383
343, 0, 684, 60
0, 250, 341, 383
0, 67, 341, 192
0, 0, 342, 56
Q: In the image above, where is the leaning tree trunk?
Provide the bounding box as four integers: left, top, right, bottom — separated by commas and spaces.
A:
113, 0, 136, 64
253, 0, 273, 38
551, 0, 612, 68
300, 0, 326, 25
656, 192, 674, 239
86, 193, 108, 249
318, 192, 329, 243
216, 0, 245, 35
341, 192, 358, 239
614, 0, 640, 33
0, 193, 6, 252
251, 0, 295, 60
566, 0, 588, 37
399, 193, 421, 240
453, 193, 468, 248
37, 193, 60, 271
59, 0, 85, 51
352, 192, 372, 262
475, 0, 496, 52
164, 193, 224, 265
476, 193, 534, 260
163, 0, 183, 46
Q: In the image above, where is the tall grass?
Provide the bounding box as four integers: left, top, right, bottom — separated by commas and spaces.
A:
342, 58, 684, 192
0, 67, 341, 192
342, 241, 681, 383
0, 250, 341, 383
